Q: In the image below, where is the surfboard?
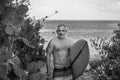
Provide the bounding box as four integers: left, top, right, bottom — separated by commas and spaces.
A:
70, 39, 90, 80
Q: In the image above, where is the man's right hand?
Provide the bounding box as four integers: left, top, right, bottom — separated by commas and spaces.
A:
47, 72, 52, 80
47, 70, 52, 76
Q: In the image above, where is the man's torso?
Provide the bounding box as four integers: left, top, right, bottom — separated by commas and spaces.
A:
51, 37, 72, 69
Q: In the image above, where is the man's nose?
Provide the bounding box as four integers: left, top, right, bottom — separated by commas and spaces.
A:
60, 31, 64, 33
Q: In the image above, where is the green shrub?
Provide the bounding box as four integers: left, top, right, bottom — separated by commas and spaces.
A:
89, 25, 120, 80
0, 0, 46, 80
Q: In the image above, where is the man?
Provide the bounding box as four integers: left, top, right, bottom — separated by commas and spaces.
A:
46, 24, 73, 80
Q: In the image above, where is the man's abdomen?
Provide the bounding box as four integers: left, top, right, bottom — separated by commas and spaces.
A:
54, 51, 70, 69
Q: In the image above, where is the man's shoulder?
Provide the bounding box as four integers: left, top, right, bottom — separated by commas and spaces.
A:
50, 37, 57, 41
66, 38, 72, 41
49, 37, 58, 44
66, 37, 73, 42
65, 37, 74, 46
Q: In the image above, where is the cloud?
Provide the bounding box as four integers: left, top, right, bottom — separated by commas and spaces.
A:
29, 0, 120, 20
77, 0, 120, 12
87, 0, 120, 11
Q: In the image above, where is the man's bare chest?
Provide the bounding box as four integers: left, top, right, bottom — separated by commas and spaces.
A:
54, 41, 70, 51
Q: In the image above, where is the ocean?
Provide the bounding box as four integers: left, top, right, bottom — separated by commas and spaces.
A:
41, 20, 120, 58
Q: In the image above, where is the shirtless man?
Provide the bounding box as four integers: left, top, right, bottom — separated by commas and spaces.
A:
46, 24, 73, 80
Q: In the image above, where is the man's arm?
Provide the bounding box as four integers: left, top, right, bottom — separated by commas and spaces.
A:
46, 40, 54, 76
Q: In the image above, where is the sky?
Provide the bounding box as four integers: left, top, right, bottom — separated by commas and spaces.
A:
29, 0, 120, 20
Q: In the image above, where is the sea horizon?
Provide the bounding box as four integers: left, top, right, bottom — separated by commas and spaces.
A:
42, 19, 119, 30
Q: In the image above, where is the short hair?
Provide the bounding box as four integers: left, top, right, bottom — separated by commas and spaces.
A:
57, 24, 67, 30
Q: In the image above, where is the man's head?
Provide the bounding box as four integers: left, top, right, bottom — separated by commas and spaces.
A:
56, 24, 68, 39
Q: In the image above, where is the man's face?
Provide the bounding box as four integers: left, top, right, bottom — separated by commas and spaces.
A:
56, 26, 67, 39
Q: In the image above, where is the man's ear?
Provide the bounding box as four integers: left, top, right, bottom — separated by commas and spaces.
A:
56, 30, 58, 33
66, 30, 68, 32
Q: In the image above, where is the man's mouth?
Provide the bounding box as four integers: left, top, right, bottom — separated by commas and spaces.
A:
60, 34, 63, 36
